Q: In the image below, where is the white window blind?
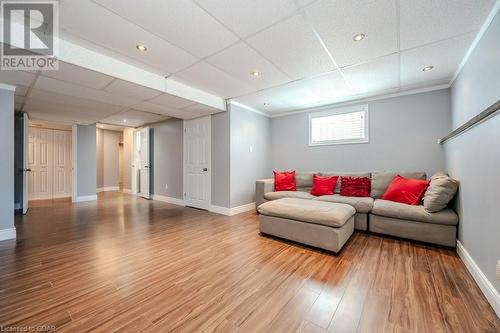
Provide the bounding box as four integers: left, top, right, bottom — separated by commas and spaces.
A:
309, 105, 368, 145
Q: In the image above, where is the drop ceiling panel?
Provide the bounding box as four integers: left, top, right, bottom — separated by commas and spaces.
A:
400, 0, 495, 50
206, 42, 291, 90
133, 101, 184, 117
101, 109, 169, 127
194, 0, 298, 37
27, 89, 124, 114
0, 70, 37, 87
233, 89, 290, 113
401, 33, 475, 87
93, 0, 238, 58
343, 54, 399, 94
246, 14, 336, 79
24, 99, 118, 124
173, 62, 255, 98
41, 61, 114, 89
103, 79, 163, 100
296, 0, 316, 7
279, 71, 353, 109
181, 102, 221, 115
305, 0, 398, 67
234, 70, 352, 114
34, 76, 140, 107
28, 111, 98, 125
59, 0, 198, 75
15, 86, 29, 97
148, 93, 196, 109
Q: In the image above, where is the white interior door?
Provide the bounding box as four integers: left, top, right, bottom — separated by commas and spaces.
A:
28, 127, 37, 200
184, 116, 211, 210
139, 127, 151, 199
22, 113, 29, 214
29, 128, 54, 200
52, 130, 72, 198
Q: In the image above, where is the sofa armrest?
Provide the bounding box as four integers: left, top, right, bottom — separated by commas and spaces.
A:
256, 179, 274, 210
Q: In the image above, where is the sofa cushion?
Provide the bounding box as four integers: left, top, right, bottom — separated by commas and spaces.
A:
381, 175, 430, 205
264, 191, 314, 201
295, 171, 317, 189
258, 198, 355, 228
320, 172, 371, 193
274, 170, 296, 191
372, 199, 458, 226
340, 176, 371, 197
313, 194, 374, 213
371, 171, 426, 198
310, 174, 338, 196
423, 172, 459, 213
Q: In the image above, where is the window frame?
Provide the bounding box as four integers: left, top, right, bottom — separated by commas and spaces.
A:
308, 104, 369, 146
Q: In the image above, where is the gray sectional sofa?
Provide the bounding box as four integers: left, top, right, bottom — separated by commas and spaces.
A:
256, 171, 459, 248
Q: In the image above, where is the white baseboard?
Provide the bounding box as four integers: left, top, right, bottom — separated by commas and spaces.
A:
52, 194, 72, 199
97, 186, 120, 193
123, 189, 134, 194
0, 228, 16, 241
209, 202, 256, 216
72, 195, 98, 203
152, 194, 185, 206
456, 240, 500, 317
209, 205, 231, 216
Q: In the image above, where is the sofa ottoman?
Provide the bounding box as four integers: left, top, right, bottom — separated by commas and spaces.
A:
257, 198, 355, 253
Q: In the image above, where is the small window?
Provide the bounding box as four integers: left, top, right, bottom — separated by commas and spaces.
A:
309, 105, 368, 146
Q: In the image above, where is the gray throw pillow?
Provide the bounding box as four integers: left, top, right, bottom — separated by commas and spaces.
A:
423, 172, 458, 213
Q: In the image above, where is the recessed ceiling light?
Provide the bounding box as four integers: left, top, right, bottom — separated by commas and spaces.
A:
422, 65, 434, 72
251, 71, 260, 77
136, 44, 147, 52
353, 33, 365, 42
123, 119, 127, 123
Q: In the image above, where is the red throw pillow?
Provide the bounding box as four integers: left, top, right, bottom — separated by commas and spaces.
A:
340, 176, 371, 197
274, 171, 296, 191
310, 174, 339, 196
381, 175, 430, 205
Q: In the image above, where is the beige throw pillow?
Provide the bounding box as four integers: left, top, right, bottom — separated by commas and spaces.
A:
423, 172, 458, 213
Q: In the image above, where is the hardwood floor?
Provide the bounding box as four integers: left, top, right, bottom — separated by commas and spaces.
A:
1, 192, 498, 332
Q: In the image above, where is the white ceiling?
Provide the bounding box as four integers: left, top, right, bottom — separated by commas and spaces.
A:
1, 0, 497, 120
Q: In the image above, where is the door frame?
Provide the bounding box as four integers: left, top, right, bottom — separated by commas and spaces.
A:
22, 113, 29, 214
183, 116, 211, 210
72, 125, 78, 202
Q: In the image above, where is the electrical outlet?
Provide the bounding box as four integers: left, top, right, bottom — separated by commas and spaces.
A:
249, 146, 253, 153
165, 184, 168, 190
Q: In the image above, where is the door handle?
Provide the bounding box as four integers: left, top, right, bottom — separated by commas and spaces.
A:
202, 168, 208, 172
26, 168, 31, 172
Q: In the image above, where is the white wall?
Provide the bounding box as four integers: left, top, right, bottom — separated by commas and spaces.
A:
445, 9, 500, 303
